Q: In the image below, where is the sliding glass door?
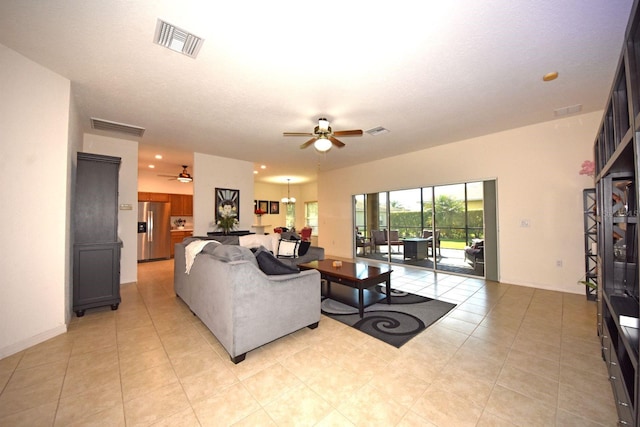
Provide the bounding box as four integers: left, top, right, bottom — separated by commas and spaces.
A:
353, 180, 493, 278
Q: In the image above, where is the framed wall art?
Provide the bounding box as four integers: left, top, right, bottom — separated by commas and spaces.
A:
258, 200, 269, 213
215, 188, 239, 222
269, 201, 280, 214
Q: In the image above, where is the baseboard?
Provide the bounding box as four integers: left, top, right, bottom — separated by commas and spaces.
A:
0, 324, 67, 359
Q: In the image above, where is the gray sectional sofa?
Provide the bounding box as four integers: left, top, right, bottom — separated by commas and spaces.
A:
174, 239, 322, 363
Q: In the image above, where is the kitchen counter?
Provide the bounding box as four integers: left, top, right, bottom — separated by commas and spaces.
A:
171, 228, 194, 232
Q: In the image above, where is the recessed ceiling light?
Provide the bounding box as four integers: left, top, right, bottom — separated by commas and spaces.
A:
148, 165, 155, 169
543, 72, 559, 82
253, 170, 258, 174
155, 154, 163, 159
261, 165, 266, 169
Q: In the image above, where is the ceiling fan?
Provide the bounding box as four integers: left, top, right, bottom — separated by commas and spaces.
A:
284, 117, 363, 152
158, 165, 193, 182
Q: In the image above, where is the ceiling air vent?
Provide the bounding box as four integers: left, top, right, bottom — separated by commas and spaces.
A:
90, 118, 146, 137
154, 19, 204, 58
554, 104, 583, 117
365, 126, 390, 136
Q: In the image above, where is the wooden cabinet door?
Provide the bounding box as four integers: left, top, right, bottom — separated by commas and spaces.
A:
183, 195, 193, 216
169, 194, 193, 216
170, 194, 183, 215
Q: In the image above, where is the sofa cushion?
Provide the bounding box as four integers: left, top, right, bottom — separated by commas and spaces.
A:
211, 244, 258, 265
239, 234, 281, 253
255, 247, 300, 275
277, 239, 299, 258
200, 240, 222, 255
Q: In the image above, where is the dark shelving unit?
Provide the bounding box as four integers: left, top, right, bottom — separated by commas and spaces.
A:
595, 2, 640, 425
584, 189, 598, 301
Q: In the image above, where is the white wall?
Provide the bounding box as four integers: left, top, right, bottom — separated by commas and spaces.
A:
66, 87, 84, 324
319, 112, 599, 295
0, 44, 70, 357
193, 153, 255, 235
83, 134, 139, 284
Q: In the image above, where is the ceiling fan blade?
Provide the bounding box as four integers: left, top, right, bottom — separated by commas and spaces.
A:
284, 132, 314, 136
300, 137, 317, 149
333, 129, 363, 137
157, 174, 176, 178
329, 136, 346, 148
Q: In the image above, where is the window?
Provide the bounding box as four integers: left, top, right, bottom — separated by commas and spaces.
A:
285, 203, 295, 229
305, 201, 318, 235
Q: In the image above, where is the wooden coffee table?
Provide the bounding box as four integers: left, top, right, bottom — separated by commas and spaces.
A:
299, 259, 392, 317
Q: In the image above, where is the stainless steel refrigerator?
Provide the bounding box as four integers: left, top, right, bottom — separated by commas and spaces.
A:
137, 201, 171, 261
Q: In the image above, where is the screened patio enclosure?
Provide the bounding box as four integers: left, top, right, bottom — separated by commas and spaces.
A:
354, 180, 497, 278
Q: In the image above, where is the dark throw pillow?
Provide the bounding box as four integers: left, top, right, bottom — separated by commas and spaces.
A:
255, 247, 300, 275
298, 241, 311, 256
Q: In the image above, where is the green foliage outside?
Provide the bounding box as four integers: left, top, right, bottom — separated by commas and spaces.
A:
389, 195, 484, 246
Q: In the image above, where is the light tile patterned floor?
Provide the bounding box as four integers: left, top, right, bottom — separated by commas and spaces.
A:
0, 259, 618, 426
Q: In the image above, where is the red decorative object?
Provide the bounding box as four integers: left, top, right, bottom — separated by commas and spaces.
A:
254, 208, 266, 216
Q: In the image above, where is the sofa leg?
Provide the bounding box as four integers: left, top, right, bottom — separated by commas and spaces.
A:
230, 353, 246, 364
307, 322, 319, 329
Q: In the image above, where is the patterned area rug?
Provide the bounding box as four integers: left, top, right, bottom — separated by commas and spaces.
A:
321, 285, 456, 348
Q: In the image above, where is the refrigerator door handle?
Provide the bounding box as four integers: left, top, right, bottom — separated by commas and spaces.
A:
149, 211, 153, 242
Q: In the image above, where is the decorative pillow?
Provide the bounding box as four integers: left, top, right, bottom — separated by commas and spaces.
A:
200, 240, 222, 255
239, 234, 281, 253
211, 244, 257, 264
281, 231, 300, 241
277, 239, 299, 258
298, 241, 311, 256
254, 247, 300, 275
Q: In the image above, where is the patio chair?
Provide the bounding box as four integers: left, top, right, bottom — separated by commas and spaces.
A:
422, 229, 441, 256
355, 227, 373, 255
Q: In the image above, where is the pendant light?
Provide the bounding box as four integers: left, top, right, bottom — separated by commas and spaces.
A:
281, 179, 296, 204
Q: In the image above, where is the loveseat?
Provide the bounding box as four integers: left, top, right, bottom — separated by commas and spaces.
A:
174, 240, 321, 363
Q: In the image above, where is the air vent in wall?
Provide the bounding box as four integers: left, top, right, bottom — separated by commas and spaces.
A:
90, 118, 146, 137
365, 126, 390, 136
154, 19, 204, 58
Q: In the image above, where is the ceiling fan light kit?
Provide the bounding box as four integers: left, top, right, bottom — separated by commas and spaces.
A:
177, 165, 193, 183
314, 135, 333, 152
284, 117, 363, 152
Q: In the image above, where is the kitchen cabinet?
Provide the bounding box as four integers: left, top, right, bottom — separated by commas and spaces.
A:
170, 194, 193, 216
73, 152, 121, 317
138, 192, 170, 202
171, 230, 193, 257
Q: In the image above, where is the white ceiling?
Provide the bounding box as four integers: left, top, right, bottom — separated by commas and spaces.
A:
0, 1, 634, 184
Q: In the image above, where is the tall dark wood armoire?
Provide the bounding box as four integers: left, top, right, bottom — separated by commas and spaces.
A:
73, 152, 122, 317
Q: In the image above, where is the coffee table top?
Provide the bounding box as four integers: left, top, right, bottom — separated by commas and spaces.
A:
299, 259, 392, 281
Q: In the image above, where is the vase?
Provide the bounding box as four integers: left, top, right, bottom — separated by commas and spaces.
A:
256, 215, 262, 225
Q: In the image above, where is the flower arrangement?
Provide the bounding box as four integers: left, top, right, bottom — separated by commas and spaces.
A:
579, 160, 595, 177
216, 212, 238, 234
173, 218, 186, 228
254, 208, 266, 217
